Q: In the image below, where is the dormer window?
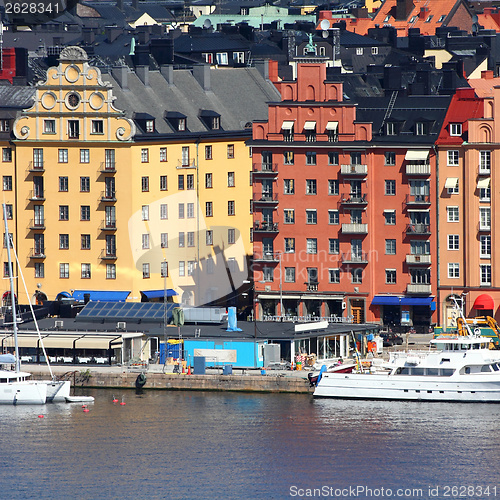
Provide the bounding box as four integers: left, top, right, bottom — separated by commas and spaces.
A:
410, 16, 417, 22
371, 47, 378, 55
0, 119, 10, 132
425, 15, 433, 23
450, 123, 462, 136
165, 112, 187, 132
386, 122, 397, 135
384, 15, 391, 22
199, 110, 221, 130
146, 120, 154, 133
438, 15, 446, 22
178, 118, 186, 131
134, 113, 156, 134
415, 122, 427, 135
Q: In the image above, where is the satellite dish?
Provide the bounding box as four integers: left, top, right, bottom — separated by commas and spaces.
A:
320, 19, 330, 31
203, 18, 212, 29
322, 30, 329, 38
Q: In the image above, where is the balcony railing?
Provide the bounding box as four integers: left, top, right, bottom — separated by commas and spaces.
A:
252, 162, 278, 175
478, 222, 491, 232
340, 193, 367, 205
28, 219, 45, 230
405, 194, 430, 205
100, 191, 117, 202
253, 253, 280, 262
407, 283, 432, 294
100, 220, 117, 231
100, 249, 117, 260
28, 190, 45, 201
177, 159, 196, 168
253, 193, 278, 203
341, 252, 369, 264
478, 167, 491, 175
342, 223, 368, 234
406, 223, 431, 235
305, 282, 318, 292
29, 247, 45, 259
405, 164, 431, 175
406, 254, 431, 265
28, 161, 44, 172
340, 164, 368, 175
253, 221, 279, 232
100, 161, 116, 173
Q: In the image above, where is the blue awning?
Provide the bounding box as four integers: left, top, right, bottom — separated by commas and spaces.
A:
400, 297, 433, 306
72, 290, 130, 302
56, 291, 71, 299
371, 296, 401, 305
140, 289, 178, 299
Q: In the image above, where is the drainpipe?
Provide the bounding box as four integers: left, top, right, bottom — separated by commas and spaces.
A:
195, 137, 201, 306
433, 144, 440, 327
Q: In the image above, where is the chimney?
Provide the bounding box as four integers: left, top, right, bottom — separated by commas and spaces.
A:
192, 64, 210, 91
161, 65, 174, 85
82, 27, 95, 45
106, 26, 121, 44
136, 65, 149, 86
396, 0, 414, 20
112, 65, 129, 90
482, 70, 494, 79
116, 0, 123, 10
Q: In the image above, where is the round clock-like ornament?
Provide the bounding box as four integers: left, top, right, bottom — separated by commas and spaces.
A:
67, 92, 80, 108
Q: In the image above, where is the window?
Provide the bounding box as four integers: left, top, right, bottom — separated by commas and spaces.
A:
306, 209, 317, 224
105, 149, 115, 169
306, 152, 316, 165
160, 176, 168, 191
145, 120, 154, 133
356, 47, 363, 55
372, 46, 378, 55
306, 179, 317, 195
141, 148, 149, 163
328, 152, 339, 165
284, 237, 295, 253
306, 238, 317, 254
410, 268, 430, 284
187, 174, 194, 190
410, 240, 430, 255
44, 119, 55, 134
160, 261, 168, 278
206, 202, 213, 217
328, 180, 339, 195
385, 269, 396, 284
216, 52, 228, 65
59, 176, 69, 192
178, 118, 186, 132
227, 144, 234, 159
141, 176, 149, 192
2, 148, 12, 162
178, 203, 185, 219
447, 206, 459, 222
228, 229, 235, 244
385, 239, 396, 255
283, 179, 295, 195
142, 234, 150, 250
161, 233, 168, 248
386, 122, 396, 135
447, 263, 460, 279
234, 51, 244, 64
285, 267, 296, 283
91, 120, 103, 134
35, 262, 44, 278
181, 146, 189, 166
187, 203, 194, 219
415, 122, 426, 135
178, 175, 185, 190
142, 205, 150, 221
106, 264, 116, 279
480, 235, 491, 258
59, 205, 69, 221
329, 269, 340, 283
228, 172, 235, 187
178, 232, 185, 248
284, 209, 295, 224
448, 235, 459, 250
480, 187, 491, 202
206, 230, 213, 245
305, 125, 316, 142
263, 267, 273, 282
4, 205, 12, 220
385, 152, 396, 165
205, 145, 212, 160
160, 147, 167, 162
328, 210, 339, 225
450, 123, 462, 136
480, 151, 491, 173
384, 211, 396, 225
385, 180, 396, 195
81, 263, 91, 279
59, 234, 69, 249
480, 264, 491, 285
351, 268, 363, 284
202, 53, 213, 64
179, 261, 185, 277
447, 179, 459, 195
329, 238, 339, 254
59, 263, 69, 279
142, 263, 150, 279
425, 14, 433, 22
447, 150, 459, 166
160, 204, 168, 220
228, 200, 235, 216
81, 205, 90, 221
68, 120, 79, 139
205, 173, 213, 188
81, 234, 91, 250
284, 151, 294, 165
3, 176, 12, 191
58, 149, 68, 163
80, 149, 90, 163
480, 207, 491, 230
80, 177, 90, 192
438, 14, 446, 22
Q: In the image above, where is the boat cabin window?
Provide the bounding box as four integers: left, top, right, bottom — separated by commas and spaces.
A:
493, 364, 500, 371
396, 367, 454, 376
427, 368, 439, 376
413, 368, 425, 375
481, 365, 492, 372
0, 378, 7, 383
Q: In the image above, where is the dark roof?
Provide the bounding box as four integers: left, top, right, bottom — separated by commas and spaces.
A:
174, 33, 250, 53
0, 86, 36, 109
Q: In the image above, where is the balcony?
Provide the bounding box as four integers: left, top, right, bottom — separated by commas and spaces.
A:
28, 190, 45, 201
405, 164, 431, 176
407, 283, 432, 294
340, 164, 367, 175
100, 162, 116, 173
478, 167, 491, 176
28, 161, 44, 172
100, 220, 117, 231
342, 223, 368, 234
340, 193, 367, 205
478, 223, 491, 232
100, 249, 117, 260
177, 159, 196, 169
305, 282, 319, 292
406, 223, 431, 235
28, 219, 45, 230
100, 191, 117, 202
406, 254, 431, 265
29, 248, 45, 259
405, 194, 430, 206
252, 163, 278, 175
253, 253, 280, 262
253, 193, 278, 204
341, 252, 369, 264
253, 221, 279, 233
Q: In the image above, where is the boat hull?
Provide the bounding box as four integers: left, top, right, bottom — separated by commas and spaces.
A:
314, 373, 500, 402
0, 381, 47, 405
45, 380, 71, 403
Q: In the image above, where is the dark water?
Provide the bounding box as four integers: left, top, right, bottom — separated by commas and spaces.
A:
0, 389, 499, 500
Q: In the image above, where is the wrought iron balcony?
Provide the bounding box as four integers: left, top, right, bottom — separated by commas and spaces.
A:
253, 193, 278, 204
253, 253, 280, 262
305, 282, 319, 292
28, 161, 44, 172
28, 190, 45, 201
28, 219, 45, 230
253, 221, 279, 233
29, 247, 45, 259
100, 220, 117, 231
100, 191, 117, 202
177, 159, 196, 168
340, 164, 367, 175
406, 223, 431, 235
100, 161, 116, 173
341, 252, 369, 264
252, 162, 278, 175
340, 193, 367, 205
406, 254, 431, 265
100, 249, 117, 260
405, 194, 430, 205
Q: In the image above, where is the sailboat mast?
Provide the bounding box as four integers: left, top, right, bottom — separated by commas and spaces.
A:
3, 203, 19, 373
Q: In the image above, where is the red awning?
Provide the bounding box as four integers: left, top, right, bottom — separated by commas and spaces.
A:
473, 294, 494, 310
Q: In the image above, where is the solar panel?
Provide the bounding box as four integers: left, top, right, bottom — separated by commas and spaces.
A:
76, 301, 176, 323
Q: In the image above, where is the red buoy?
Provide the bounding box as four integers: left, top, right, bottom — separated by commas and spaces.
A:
83, 408, 90, 413
38, 415, 44, 419
120, 402, 126, 405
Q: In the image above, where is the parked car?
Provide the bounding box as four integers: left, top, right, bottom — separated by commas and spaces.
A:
380, 333, 403, 347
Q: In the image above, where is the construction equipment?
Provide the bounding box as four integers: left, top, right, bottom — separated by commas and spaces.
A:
456, 316, 500, 346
